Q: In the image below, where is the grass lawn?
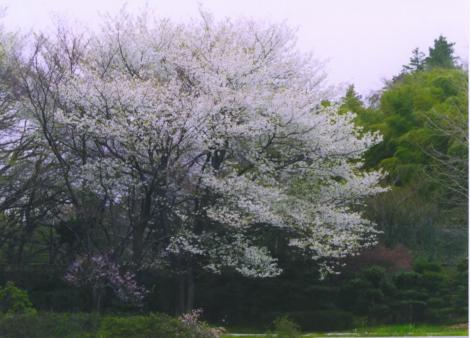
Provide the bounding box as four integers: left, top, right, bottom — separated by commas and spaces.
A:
222, 323, 469, 337
345, 323, 468, 336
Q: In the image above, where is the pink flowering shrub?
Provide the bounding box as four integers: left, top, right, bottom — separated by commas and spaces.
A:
65, 254, 147, 304
179, 309, 225, 338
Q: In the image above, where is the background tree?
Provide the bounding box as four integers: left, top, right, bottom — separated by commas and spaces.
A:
340, 38, 467, 262
402, 48, 425, 73
0, 22, 62, 267
425, 35, 457, 69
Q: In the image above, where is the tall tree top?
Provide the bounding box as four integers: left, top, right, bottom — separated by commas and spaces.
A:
340, 84, 364, 114
403, 48, 425, 73
425, 35, 456, 69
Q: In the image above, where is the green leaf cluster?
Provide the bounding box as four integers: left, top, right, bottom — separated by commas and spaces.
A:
0, 281, 36, 316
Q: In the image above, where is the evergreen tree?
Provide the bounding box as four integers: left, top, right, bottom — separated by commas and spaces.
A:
403, 48, 425, 73
339, 85, 364, 114
339, 85, 384, 136
425, 35, 456, 69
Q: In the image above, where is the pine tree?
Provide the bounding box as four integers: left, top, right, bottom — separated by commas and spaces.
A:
339, 84, 364, 114
402, 48, 425, 73
425, 35, 456, 69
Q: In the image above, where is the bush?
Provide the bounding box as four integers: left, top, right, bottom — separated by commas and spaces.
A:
30, 288, 85, 312
361, 266, 386, 288
272, 316, 301, 338
394, 272, 422, 289
98, 313, 193, 338
0, 282, 36, 315
179, 309, 225, 338
413, 260, 442, 274
0, 312, 223, 338
0, 312, 99, 338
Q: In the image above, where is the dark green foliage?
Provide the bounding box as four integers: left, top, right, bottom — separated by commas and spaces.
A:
0, 312, 222, 338
452, 258, 468, 316
0, 268, 90, 312
285, 311, 354, 331
425, 36, 457, 69
343, 60, 468, 261
98, 314, 191, 338
0, 262, 465, 333
0, 313, 99, 338
393, 271, 421, 289
413, 260, 441, 274
193, 257, 466, 329
335, 260, 467, 326
403, 48, 425, 73
339, 267, 391, 317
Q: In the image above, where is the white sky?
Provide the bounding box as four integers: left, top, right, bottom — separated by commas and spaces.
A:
2, 0, 468, 97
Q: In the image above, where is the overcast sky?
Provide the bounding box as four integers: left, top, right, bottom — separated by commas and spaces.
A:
2, 0, 468, 96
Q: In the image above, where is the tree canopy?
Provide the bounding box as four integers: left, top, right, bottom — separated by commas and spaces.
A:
340, 37, 467, 256
0, 10, 385, 310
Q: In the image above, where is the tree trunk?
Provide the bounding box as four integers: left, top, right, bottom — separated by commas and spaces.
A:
175, 267, 195, 314
133, 190, 153, 265
186, 267, 195, 313
132, 223, 145, 265
92, 285, 102, 313
177, 273, 186, 315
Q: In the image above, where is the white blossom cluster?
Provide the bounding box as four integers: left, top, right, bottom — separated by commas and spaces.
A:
23, 10, 386, 278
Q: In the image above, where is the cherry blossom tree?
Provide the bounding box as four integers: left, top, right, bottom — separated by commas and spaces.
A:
65, 254, 147, 311
17, 10, 386, 311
